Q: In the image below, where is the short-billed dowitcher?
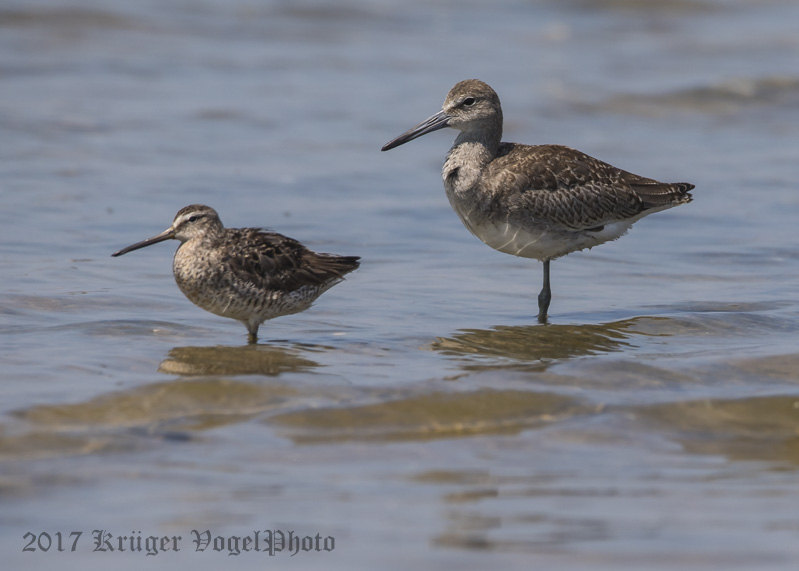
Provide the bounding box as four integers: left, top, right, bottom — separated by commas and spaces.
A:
382, 79, 693, 322
112, 204, 360, 342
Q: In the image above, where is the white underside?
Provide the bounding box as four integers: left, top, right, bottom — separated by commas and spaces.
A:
441, 159, 675, 261
456, 209, 635, 261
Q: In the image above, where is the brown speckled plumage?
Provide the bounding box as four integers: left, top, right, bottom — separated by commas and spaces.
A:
489, 143, 693, 231
382, 79, 693, 321
112, 205, 359, 342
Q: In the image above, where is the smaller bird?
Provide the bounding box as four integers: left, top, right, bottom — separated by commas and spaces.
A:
112, 204, 360, 343
382, 79, 694, 322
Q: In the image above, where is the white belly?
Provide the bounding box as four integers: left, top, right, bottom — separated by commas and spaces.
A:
455, 207, 633, 261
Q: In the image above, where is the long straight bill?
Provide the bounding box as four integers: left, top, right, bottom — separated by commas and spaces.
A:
381, 110, 450, 151
112, 227, 175, 257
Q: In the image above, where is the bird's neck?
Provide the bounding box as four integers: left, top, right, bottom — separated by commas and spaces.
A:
443, 128, 501, 194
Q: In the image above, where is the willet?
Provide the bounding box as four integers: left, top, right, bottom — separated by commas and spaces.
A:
381, 79, 694, 322
112, 204, 360, 342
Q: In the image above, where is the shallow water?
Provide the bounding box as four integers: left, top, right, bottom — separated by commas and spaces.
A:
2, 0, 799, 569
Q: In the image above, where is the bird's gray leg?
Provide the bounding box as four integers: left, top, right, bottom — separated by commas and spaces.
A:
246, 323, 259, 344
537, 260, 551, 323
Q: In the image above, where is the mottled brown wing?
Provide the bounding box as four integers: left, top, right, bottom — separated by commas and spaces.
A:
221, 228, 359, 293
488, 144, 693, 231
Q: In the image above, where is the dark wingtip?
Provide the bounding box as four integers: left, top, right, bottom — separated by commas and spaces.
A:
344, 256, 361, 270
317, 254, 361, 278
677, 182, 695, 203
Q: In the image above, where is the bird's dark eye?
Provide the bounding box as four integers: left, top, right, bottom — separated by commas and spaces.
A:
462, 97, 476, 106
187, 215, 201, 223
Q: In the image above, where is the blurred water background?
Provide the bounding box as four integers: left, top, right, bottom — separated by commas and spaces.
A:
1, 0, 799, 569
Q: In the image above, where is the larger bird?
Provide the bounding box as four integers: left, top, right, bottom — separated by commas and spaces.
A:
112, 204, 360, 342
382, 79, 693, 322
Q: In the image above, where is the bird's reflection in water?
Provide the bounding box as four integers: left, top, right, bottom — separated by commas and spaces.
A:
431, 317, 658, 365
158, 344, 320, 377
11, 346, 324, 445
